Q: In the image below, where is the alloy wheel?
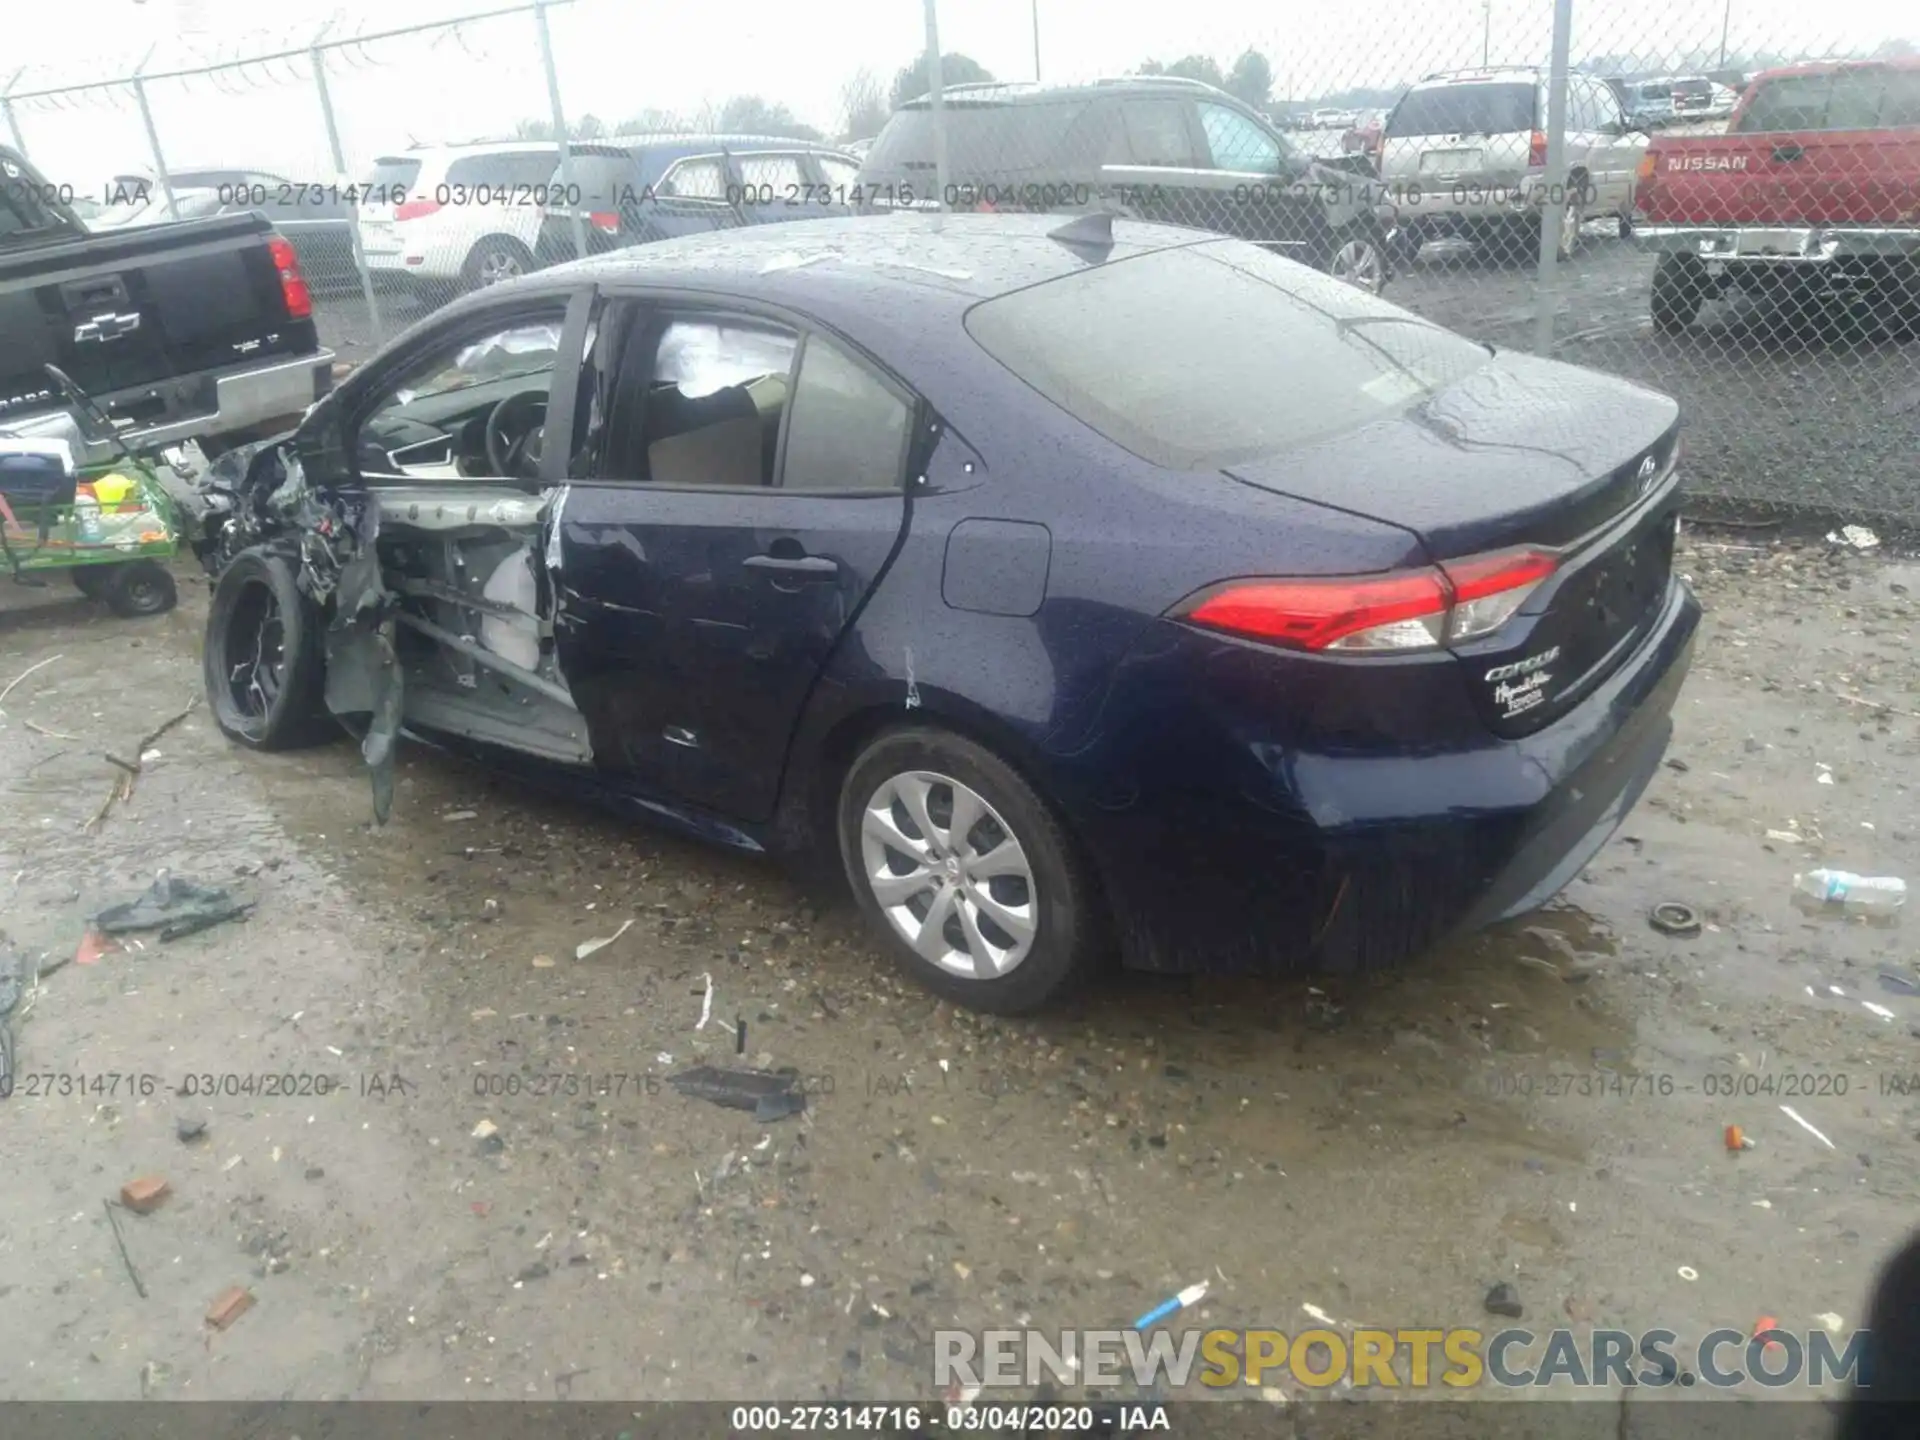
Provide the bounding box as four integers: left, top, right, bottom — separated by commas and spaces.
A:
1331, 237, 1385, 293
225, 578, 287, 726
858, 770, 1037, 979
477, 248, 526, 285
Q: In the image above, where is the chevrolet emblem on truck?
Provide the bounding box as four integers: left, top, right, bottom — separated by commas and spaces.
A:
74, 312, 142, 344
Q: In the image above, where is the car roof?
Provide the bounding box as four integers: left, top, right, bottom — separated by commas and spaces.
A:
375, 140, 560, 161
571, 133, 856, 159
1409, 68, 1542, 89
895, 75, 1245, 110
1747, 55, 1920, 83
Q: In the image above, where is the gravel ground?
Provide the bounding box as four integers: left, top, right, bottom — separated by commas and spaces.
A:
2, 534, 1916, 1412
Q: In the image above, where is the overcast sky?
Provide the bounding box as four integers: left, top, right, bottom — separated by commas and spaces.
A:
8, 0, 1914, 185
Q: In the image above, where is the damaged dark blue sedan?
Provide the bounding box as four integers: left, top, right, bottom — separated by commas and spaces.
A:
188, 213, 1700, 1013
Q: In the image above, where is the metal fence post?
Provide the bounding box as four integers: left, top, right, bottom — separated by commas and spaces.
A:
923, 0, 948, 219
533, 0, 588, 263
311, 42, 384, 345
130, 48, 177, 222
1531, 0, 1574, 355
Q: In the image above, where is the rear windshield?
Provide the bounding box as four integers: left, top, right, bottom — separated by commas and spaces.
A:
546, 152, 636, 206
0, 157, 86, 245
447, 152, 562, 189
862, 101, 1097, 180
1387, 83, 1536, 137
965, 241, 1492, 470
366, 157, 422, 195
1733, 68, 1920, 132
1671, 79, 1714, 100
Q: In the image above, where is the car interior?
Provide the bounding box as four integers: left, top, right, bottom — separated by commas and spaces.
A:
597, 310, 796, 488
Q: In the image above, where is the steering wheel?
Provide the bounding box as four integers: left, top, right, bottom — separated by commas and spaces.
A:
484, 391, 547, 479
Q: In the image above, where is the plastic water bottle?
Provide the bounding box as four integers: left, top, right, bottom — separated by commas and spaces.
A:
1793, 870, 1907, 915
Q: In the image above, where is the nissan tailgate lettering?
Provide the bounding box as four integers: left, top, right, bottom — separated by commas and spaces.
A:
1666, 155, 1748, 173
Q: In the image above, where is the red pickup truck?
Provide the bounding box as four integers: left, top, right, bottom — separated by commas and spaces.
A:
1632, 58, 1920, 331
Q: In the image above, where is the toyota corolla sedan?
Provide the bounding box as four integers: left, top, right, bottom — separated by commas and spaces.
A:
185, 213, 1699, 1013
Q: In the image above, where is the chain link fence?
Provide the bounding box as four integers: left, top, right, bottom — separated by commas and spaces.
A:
7, 0, 1916, 524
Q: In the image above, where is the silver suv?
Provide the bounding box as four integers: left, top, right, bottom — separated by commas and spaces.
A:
1379, 68, 1648, 261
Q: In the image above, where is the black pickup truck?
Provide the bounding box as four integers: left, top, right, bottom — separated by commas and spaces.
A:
0, 147, 334, 464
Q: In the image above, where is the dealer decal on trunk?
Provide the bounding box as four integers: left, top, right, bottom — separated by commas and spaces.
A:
1486, 645, 1561, 719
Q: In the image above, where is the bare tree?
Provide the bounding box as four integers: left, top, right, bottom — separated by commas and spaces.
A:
840, 67, 889, 142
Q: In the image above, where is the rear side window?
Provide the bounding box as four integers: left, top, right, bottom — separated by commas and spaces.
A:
1388, 83, 1537, 137
446, 152, 560, 190
736, 154, 807, 193
965, 241, 1491, 471
660, 158, 727, 199
1120, 100, 1201, 167
548, 153, 636, 207
863, 102, 1094, 179
1735, 69, 1920, 132
780, 337, 911, 492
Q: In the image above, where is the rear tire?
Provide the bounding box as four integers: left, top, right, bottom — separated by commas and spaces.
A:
1652, 254, 1710, 333
103, 561, 176, 618
1325, 222, 1390, 294
837, 726, 1098, 1014
203, 546, 333, 751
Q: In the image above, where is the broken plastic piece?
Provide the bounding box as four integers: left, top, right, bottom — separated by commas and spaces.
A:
667, 1064, 807, 1123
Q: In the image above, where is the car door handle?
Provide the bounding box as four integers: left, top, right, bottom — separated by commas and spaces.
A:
743, 553, 839, 581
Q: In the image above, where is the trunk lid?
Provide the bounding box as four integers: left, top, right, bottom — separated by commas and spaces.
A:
1640, 64, 1920, 225
1224, 351, 1682, 735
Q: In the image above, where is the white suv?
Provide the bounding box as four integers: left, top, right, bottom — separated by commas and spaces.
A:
1378, 68, 1647, 262
356, 142, 560, 299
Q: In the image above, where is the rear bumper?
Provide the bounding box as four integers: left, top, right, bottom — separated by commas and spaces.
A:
0, 351, 334, 466
1067, 576, 1701, 975
1636, 224, 1920, 262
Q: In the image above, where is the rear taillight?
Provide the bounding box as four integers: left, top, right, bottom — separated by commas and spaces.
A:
1635, 152, 1657, 181
1528, 130, 1549, 168
1179, 547, 1559, 654
589, 210, 620, 233
975, 198, 997, 214
266, 234, 312, 320
393, 197, 442, 222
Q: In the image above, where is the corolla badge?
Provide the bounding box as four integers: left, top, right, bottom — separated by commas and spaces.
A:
1486, 645, 1559, 719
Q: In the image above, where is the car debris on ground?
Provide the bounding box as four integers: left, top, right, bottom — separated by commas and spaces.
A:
90, 873, 252, 941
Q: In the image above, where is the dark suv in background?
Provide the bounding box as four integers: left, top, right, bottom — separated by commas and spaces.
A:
533, 136, 865, 267
855, 76, 1396, 291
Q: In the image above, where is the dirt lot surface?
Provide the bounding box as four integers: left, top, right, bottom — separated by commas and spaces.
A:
2, 533, 1917, 1410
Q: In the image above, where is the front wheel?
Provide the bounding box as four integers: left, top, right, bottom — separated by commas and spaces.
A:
837, 727, 1098, 1014
203, 547, 333, 750
1326, 224, 1390, 294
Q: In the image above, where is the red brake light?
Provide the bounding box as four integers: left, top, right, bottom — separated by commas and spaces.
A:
1180, 547, 1559, 654
588, 210, 620, 233
1528, 130, 1549, 168
393, 197, 442, 222
1184, 570, 1451, 652
975, 197, 997, 214
266, 234, 312, 320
